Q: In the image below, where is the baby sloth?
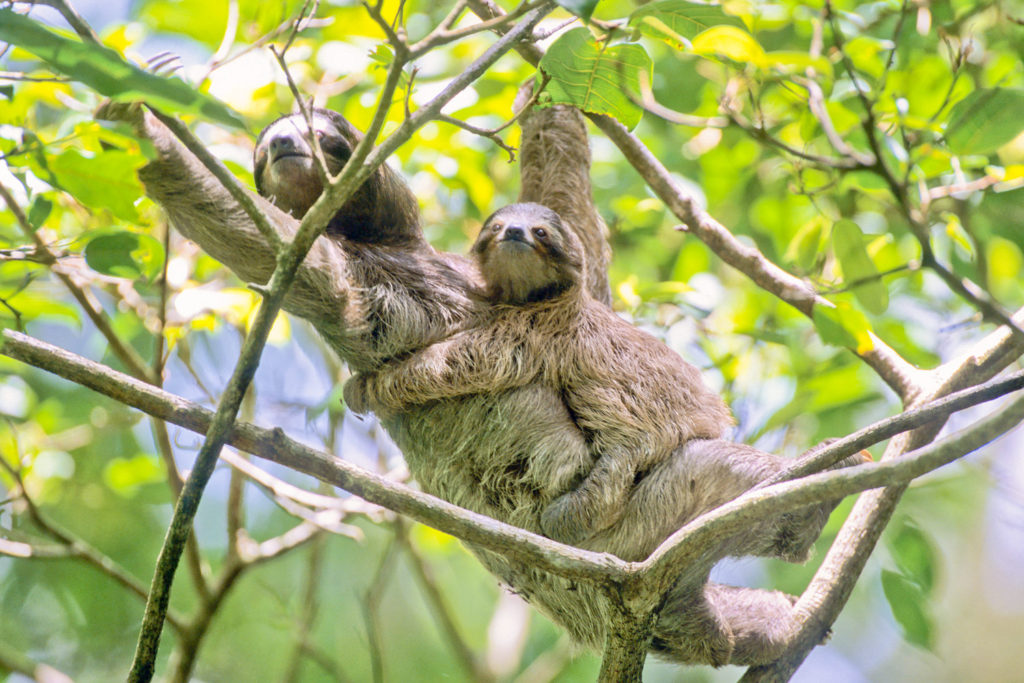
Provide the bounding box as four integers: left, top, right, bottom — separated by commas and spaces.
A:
347, 202, 734, 545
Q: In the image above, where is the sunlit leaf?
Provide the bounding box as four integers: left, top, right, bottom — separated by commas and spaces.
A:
540, 28, 651, 129
785, 217, 825, 272
104, 454, 165, 496
691, 26, 766, 67
987, 237, 1024, 301
881, 569, 935, 650
0, 292, 80, 325
812, 301, 874, 352
762, 51, 832, 77
832, 220, 888, 315
84, 231, 165, 280
49, 149, 144, 222
630, 1, 744, 49
946, 88, 1024, 155
0, 10, 244, 128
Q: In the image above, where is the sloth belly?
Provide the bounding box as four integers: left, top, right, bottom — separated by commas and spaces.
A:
381, 384, 611, 649
382, 385, 590, 531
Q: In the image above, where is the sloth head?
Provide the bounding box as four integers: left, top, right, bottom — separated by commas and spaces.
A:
472, 203, 584, 304
254, 108, 420, 243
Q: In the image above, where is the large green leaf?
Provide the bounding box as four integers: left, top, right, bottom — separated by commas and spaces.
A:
630, 0, 744, 49
832, 220, 889, 315
881, 570, 935, 650
540, 28, 652, 130
0, 10, 244, 129
945, 88, 1024, 155
49, 149, 145, 222
84, 231, 165, 280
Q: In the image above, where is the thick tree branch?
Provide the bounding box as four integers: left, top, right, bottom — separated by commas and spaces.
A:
0, 329, 627, 584
763, 368, 1024, 484
641, 391, 1024, 593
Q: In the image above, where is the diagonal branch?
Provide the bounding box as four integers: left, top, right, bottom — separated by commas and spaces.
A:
640, 390, 1024, 592
0, 328, 627, 584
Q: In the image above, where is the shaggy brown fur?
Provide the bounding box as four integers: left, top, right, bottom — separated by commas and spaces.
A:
346, 202, 735, 545
346, 202, 867, 665
253, 108, 422, 244
99, 100, 857, 668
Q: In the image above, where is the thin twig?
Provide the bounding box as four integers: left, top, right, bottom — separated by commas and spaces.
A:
0, 455, 187, 633
0, 181, 158, 383
437, 113, 517, 161
362, 535, 400, 683
397, 522, 493, 681
30, 0, 101, 45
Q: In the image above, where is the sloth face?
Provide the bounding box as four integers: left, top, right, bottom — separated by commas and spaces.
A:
473, 203, 584, 303
253, 109, 355, 219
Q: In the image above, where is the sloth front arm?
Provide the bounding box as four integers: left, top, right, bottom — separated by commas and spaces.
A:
96, 102, 353, 339
348, 329, 544, 414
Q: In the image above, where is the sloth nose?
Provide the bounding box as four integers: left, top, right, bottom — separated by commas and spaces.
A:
504, 225, 526, 241
269, 134, 302, 158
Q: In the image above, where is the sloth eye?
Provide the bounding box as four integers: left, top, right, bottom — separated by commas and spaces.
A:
491, 222, 503, 232
315, 129, 325, 140
533, 227, 547, 238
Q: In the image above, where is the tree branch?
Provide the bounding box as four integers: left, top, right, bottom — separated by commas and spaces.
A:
0, 328, 628, 583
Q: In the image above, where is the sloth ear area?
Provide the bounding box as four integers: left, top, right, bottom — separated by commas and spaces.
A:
471, 223, 499, 254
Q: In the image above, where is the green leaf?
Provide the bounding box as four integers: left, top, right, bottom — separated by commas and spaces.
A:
888, 522, 937, 595
881, 569, 935, 650
27, 196, 53, 228
84, 231, 165, 280
832, 220, 889, 315
785, 217, 825, 272
557, 0, 600, 22
630, 0, 745, 49
1, 292, 81, 325
49, 149, 144, 222
812, 301, 874, 352
540, 28, 652, 130
946, 88, 1024, 155
0, 10, 244, 129
692, 26, 766, 67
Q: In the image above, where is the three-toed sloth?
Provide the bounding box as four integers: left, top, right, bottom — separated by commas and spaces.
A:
343, 201, 864, 665
107, 98, 858, 668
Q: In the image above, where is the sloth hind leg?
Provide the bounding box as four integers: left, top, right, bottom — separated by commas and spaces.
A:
651, 581, 798, 667
666, 439, 862, 563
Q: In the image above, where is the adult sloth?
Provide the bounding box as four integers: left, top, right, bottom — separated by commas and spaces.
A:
99, 100, 835, 666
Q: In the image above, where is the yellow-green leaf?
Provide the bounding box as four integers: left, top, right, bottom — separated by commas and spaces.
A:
630, 0, 745, 50
691, 26, 766, 67
833, 220, 889, 315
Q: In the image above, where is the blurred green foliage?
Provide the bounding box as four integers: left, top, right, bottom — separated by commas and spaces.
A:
2, 0, 1024, 680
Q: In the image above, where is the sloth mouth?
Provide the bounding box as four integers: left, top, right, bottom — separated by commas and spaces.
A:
270, 151, 312, 164
498, 233, 531, 246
